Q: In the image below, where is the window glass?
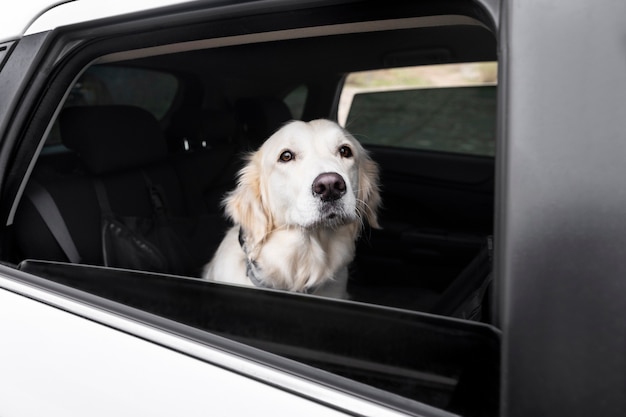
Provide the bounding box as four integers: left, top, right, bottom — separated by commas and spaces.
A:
68, 66, 179, 119
340, 62, 497, 156
44, 66, 179, 148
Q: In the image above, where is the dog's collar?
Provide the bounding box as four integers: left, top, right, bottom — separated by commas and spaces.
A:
238, 228, 267, 289
237, 227, 318, 294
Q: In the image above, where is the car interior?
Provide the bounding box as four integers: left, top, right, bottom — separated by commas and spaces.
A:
4, 4, 499, 416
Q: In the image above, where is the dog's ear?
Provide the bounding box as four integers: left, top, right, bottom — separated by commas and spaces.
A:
224, 153, 273, 251
357, 152, 382, 229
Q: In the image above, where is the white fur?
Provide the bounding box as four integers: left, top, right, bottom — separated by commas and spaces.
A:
204, 119, 381, 298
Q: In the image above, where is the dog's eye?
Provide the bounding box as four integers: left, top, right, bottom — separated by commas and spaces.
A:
339, 145, 353, 158
279, 150, 294, 162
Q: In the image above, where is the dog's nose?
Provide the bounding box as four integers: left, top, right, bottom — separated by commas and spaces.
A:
312, 172, 346, 202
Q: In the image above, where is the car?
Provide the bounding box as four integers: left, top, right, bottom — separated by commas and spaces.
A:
0, 1, 624, 416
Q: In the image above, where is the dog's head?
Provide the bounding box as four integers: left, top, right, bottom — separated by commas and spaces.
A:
224, 119, 381, 251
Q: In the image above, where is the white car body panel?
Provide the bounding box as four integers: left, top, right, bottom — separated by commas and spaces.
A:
0, 0, 197, 43
0, 283, 349, 417
25, 0, 199, 37
0, 271, 416, 417
0, 1, 64, 43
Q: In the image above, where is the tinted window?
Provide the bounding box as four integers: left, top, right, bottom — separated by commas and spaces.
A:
68, 66, 179, 119
341, 63, 497, 156
44, 66, 179, 148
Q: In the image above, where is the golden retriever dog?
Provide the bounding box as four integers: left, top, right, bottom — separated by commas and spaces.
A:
204, 119, 381, 298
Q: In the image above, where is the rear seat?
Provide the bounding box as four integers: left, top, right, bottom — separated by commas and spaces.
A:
14, 100, 492, 319
15, 105, 232, 276
235, 96, 293, 150
172, 108, 241, 215
176, 96, 294, 216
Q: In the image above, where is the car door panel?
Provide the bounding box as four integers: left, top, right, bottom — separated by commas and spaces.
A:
352, 146, 494, 304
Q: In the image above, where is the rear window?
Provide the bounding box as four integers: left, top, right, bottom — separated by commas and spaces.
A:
340, 62, 497, 156
45, 66, 179, 148
68, 66, 179, 119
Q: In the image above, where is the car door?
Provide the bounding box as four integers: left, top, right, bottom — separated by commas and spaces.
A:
0, 2, 502, 417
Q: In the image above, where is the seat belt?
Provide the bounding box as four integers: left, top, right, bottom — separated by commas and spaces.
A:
430, 236, 493, 321
25, 180, 82, 263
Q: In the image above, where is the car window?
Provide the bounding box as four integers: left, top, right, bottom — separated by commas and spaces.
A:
340, 62, 497, 156
68, 66, 179, 119
44, 66, 179, 148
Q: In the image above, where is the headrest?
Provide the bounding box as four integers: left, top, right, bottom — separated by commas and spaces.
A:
167, 108, 237, 151
235, 97, 292, 149
60, 105, 168, 175
203, 109, 237, 146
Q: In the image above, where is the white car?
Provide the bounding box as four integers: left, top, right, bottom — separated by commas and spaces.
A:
1, 1, 624, 416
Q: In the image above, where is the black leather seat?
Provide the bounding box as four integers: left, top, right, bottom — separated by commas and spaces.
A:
15, 105, 229, 276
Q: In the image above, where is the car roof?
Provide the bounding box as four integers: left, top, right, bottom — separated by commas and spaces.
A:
0, 0, 197, 43
0, 0, 65, 43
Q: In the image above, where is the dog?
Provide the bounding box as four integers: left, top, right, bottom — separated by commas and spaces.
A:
203, 119, 381, 298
